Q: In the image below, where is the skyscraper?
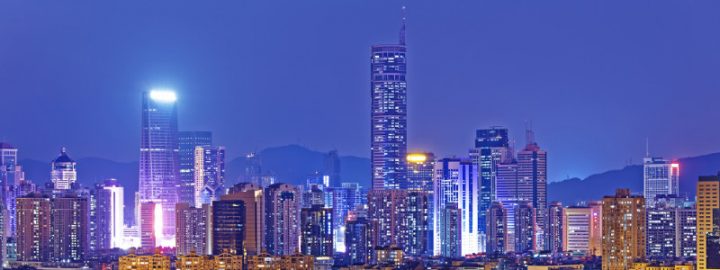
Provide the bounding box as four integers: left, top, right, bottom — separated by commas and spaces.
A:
515, 202, 536, 253
697, 176, 720, 270
643, 157, 679, 208
547, 202, 563, 254
432, 158, 460, 256
345, 217, 374, 266
139, 201, 158, 252
458, 160, 480, 255
224, 183, 265, 256
678, 202, 697, 258
589, 201, 603, 256
194, 146, 226, 207
211, 200, 245, 255
602, 189, 645, 270
16, 193, 51, 262
0, 142, 19, 261
562, 207, 592, 254
178, 131, 212, 206
367, 189, 429, 256
486, 202, 507, 255
91, 179, 124, 252
406, 152, 435, 192
50, 148, 77, 190
370, 12, 407, 190
51, 196, 89, 262
139, 90, 180, 242
300, 205, 333, 257
175, 203, 208, 256
471, 127, 510, 238
265, 183, 301, 255
516, 129, 547, 249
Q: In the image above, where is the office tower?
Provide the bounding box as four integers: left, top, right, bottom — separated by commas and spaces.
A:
16, 193, 51, 262
265, 183, 301, 255
302, 184, 324, 209
341, 182, 364, 209
678, 203, 697, 258
211, 200, 245, 255
51, 196, 89, 262
90, 182, 110, 253
194, 146, 226, 207
562, 207, 591, 254
515, 202, 536, 253
175, 203, 208, 256
458, 160, 480, 255
223, 183, 264, 256
1, 142, 19, 245
486, 202, 507, 255
50, 148, 77, 190
300, 205, 333, 256
516, 129, 548, 249
646, 195, 684, 259
139, 90, 180, 240
438, 207, 461, 257
94, 179, 124, 250
119, 248, 171, 270
323, 150, 341, 187
178, 131, 212, 206
345, 217, 375, 265
406, 152, 435, 192
139, 201, 157, 252
547, 202, 563, 253
325, 186, 352, 252
370, 15, 408, 191
432, 158, 460, 255
367, 189, 429, 256
602, 189, 646, 270
697, 176, 720, 270
471, 127, 510, 236
589, 201, 603, 256
495, 160, 520, 252
643, 157, 679, 208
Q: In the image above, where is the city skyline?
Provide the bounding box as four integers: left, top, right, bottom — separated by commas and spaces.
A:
3, 1, 720, 182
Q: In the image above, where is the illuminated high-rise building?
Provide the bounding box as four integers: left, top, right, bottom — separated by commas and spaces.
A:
175, 203, 208, 256
697, 176, 720, 270
458, 160, 480, 255
139, 201, 158, 252
547, 202, 563, 254
211, 200, 245, 255
194, 146, 226, 207
470, 127, 510, 238
678, 202, 697, 258
643, 157, 679, 208
265, 183, 301, 255
646, 195, 685, 259
602, 189, 645, 270
486, 202, 507, 255
406, 152, 435, 192
0, 142, 19, 244
139, 90, 180, 241
91, 179, 124, 252
589, 201, 603, 256
516, 129, 547, 250
16, 193, 51, 262
300, 205, 333, 257
432, 158, 460, 256
50, 148, 77, 190
562, 207, 592, 254
367, 189, 429, 256
51, 196, 89, 262
495, 160, 520, 252
178, 131, 212, 206
514, 202, 536, 253
224, 183, 264, 256
370, 13, 407, 191
345, 217, 374, 265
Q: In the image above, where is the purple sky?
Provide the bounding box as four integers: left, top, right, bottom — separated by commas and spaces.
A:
1, 0, 720, 182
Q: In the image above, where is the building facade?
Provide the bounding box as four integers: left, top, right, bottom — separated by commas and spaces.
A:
175, 203, 208, 256
643, 157, 679, 208
265, 183, 301, 255
194, 146, 226, 207
178, 131, 212, 206
602, 189, 646, 270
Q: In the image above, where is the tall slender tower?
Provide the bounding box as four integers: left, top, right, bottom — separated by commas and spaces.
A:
139, 90, 180, 244
370, 9, 408, 190
470, 127, 510, 239
516, 128, 547, 250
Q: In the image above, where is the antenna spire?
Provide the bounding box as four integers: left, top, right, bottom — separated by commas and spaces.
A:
645, 137, 649, 157
399, 6, 406, 45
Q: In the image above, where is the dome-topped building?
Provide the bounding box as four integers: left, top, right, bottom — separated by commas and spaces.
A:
51, 147, 77, 190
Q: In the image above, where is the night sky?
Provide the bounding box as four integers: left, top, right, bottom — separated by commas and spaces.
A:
2, 1, 720, 182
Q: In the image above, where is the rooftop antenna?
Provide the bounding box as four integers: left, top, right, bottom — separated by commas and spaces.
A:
525, 121, 535, 146
645, 137, 650, 158
399, 6, 407, 45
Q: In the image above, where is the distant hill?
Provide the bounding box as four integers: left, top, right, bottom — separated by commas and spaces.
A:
549, 152, 720, 204
18, 145, 370, 221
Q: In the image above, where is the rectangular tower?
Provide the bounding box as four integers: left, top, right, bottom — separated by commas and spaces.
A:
602, 189, 645, 270
643, 157, 679, 207
697, 176, 720, 270
178, 131, 212, 206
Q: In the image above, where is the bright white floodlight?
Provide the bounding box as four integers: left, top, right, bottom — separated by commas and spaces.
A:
149, 90, 177, 102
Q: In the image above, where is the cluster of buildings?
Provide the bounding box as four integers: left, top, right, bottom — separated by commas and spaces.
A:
4, 9, 720, 270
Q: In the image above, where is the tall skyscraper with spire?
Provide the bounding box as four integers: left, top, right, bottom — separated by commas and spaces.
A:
139, 90, 180, 244
370, 8, 408, 190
